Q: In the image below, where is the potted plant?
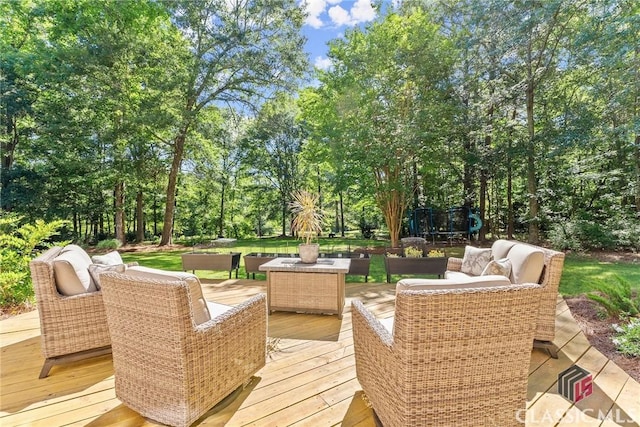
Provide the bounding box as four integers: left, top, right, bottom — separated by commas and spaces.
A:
290, 190, 323, 264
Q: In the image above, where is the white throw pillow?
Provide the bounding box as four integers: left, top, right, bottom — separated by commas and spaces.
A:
481, 258, 512, 279
92, 251, 124, 265
460, 246, 492, 276
88, 264, 126, 290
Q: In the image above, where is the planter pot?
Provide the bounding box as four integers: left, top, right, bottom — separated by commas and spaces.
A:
384, 256, 448, 283
299, 243, 320, 264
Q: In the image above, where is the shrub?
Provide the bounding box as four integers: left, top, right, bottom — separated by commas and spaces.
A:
549, 213, 640, 252
359, 218, 375, 239
96, 239, 122, 250
587, 276, 640, 319
612, 318, 640, 357
403, 246, 423, 258
0, 214, 69, 306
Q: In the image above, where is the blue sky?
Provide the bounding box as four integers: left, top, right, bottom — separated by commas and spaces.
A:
299, 0, 384, 70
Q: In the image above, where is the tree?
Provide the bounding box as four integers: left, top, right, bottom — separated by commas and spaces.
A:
0, 0, 45, 195
310, 10, 454, 247
243, 94, 307, 236
157, 0, 307, 245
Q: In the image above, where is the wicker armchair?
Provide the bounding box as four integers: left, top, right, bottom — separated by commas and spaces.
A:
352, 283, 542, 427
100, 273, 267, 427
446, 240, 565, 357
29, 247, 111, 378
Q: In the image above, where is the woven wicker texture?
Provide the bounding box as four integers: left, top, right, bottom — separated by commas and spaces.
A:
29, 247, 111, 360
352, 283, 542, 427
446, 241, 565, 342
100, 273, 267, 427
269, 271, 340, 312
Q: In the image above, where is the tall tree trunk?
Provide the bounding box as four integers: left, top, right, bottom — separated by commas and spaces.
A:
281, 197, 287, 237
479, 102, 494, 242
635, 134, 640, 213
634, 46, 640, 213
463, 134, 474, 206
526, 81, 539, 243
114, 181, 126, 245
159, 129, 187, 246
339, 191, 345, 237
136, 190, 144, 243
218, 178, 226, 238
507, 108, 516, 239
153, 193, 158, 236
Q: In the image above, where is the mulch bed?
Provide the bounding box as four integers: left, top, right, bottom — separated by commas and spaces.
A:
564, 295, 640, 383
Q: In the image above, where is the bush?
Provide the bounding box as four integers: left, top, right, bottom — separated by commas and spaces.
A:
359, 219, 375, 239
403, 246, 423, 258
612, 318, 640, 357
0, 214, 69, 306
587, 276, 640, 319
549, 212, 640, 252
96, 239, 122, 250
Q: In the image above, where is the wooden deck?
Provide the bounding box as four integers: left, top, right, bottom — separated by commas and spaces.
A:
1, 280, 638, 426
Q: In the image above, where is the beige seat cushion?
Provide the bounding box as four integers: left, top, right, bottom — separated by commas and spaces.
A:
396, 275, 512, 291
206, 301, 233, 319
124, 266, 211, 325
379, 317, 394, 334
444, 270, 472, 281
460, 246, 492, 276
91, 251, 124, 265
53, 250, 96, 295
506, 244, 545, 284
491, 240, 517, 260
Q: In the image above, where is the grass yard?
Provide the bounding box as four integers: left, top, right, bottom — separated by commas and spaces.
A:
117, 237, 639, 296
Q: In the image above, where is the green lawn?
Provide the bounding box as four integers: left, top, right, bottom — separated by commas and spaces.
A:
118, 237, 638, 296
560, 254, 640, 296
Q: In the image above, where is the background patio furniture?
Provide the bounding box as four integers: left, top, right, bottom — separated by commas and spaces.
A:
352, 282, 542, 426
383, 255, 448, 283
29, 246, 112, 378
325, 252, 371, 282
100, 272, 267, 427
181, 252, 241, 278
244, 253, 279, 279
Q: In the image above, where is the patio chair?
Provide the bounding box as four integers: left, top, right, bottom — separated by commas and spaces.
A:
29, 246, 112, 378
352, 282, 542, 426
100, 272, 267, 427
446, 240, 566, 357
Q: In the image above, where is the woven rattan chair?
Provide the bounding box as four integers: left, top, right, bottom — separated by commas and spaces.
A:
100, 272, 267, 427
352, 283, 542, 427
446, 240, 565, 357
29, 247, 111, 378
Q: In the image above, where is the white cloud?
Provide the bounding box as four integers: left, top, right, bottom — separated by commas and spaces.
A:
350, 0, 376, 23
301, 0, 327, 29
327, 0, 376, 27
314, 56, 333, 70
328, 5, 351, 26
302, 0, 377, 29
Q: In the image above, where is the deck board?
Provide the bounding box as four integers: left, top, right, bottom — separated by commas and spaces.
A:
1, 279, 638, 426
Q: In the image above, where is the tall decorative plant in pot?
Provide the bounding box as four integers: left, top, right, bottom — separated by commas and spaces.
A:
290, 190, 323, 264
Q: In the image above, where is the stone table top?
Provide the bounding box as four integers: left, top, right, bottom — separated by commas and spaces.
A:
259, 257, 350, 273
